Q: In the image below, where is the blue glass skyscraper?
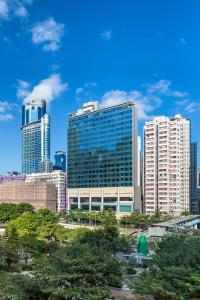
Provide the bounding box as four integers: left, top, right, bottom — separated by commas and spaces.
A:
22, 99, 46, 126
54, 151, 66, 172
67, 102, 141, 213
22, 99, 52, 174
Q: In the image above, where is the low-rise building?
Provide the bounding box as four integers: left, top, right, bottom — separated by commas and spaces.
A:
25, 171, 67, 211
0, 181, 57, 212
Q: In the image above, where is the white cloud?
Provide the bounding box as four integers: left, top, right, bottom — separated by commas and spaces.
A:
147, 79, 188, 97
75, 82, 98, 101
19, 74, 68, 105
185, 102, 200, 113
176, 99, 200, 113
180, 37, 187, 45
0, 0, 8, 19
0, 0, 32, 20
16, 80, 31, 99
75, 87, 84, 95
15, 5, 28, 17
0, 101, 15, 121
101, 79, 188, 120
0, 101, 13, 112
101, 30, 112, 40
2, 35, 11, 43
101, 90, 161, 120
30, 17, 65, 52
0, 113, 14, 121
84, 82, 98, 88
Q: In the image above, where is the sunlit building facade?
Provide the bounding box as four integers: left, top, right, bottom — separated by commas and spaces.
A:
22, 99, 52, 174
0, 181, 57, 212
26, 171, 67, 212
144, 114, 190, 215
67, 101, 141, 213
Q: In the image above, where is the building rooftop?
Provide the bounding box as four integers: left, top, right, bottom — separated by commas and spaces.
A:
69, 101, 135, 118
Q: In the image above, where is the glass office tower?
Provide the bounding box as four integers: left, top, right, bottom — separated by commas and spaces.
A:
190, 142, 200, 214
22, 99, 52, 174
54, 151, 66, 172
67, 102, 141, 213
22, 99, 46, 126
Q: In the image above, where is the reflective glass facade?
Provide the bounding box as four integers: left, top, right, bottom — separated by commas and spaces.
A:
22, 122, 41, 174
68, 102, 137, 188
22, 100, 51, 174
22, 99, 46, 126
54, 151, 66, 172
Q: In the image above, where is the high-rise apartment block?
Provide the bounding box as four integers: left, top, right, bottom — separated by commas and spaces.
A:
67, 101, 141, 213
144, 114, 190, 215
22, 100, 52, 174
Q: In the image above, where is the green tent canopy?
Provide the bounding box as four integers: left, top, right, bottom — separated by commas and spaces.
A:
137, 235, 149, 255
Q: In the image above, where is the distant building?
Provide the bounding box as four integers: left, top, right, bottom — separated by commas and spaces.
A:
0, 181, 57, 212
0, 171, 67, 212
198, 168, 200, 188
67, 101, 141, 213
137, 136, 142, 187
190, 143, 199, 213
190, 143, 200, 214
0, 174, 26, 184
25, 171, 67, 212
54, 151, 66, 172
22, 99, 52, 174
7, 171, 21, 176
144, 115, 190, 215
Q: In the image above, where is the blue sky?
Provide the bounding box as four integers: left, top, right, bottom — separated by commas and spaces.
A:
0, 0, 200, 174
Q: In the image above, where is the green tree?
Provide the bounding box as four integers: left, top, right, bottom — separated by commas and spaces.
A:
0, 271, 44, 300
181, 210, 192, 217
33, 243, 122, 299
37, 223, 69, 243
0, 203, 33, 223
79, 225, 133, 252
6, 209, 59, 238
0, 240, 18, 271
133, 235, 200, 300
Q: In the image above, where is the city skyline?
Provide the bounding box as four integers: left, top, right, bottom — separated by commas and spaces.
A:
0, 0, 200, 174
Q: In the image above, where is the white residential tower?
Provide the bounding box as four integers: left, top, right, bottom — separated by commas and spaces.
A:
144, 114, 190, 215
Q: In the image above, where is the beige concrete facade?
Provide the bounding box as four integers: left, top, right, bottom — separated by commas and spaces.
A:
25, 171, 66, 212
0, 181, 57, 212
68, 186, 141, 213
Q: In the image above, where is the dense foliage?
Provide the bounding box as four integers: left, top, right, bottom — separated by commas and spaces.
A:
0, 203, 33, 223
119, 209, 174, 228
133, 235, 200, 300
79, 224, 134, 252
0, 205, 134, 299
6, 208, 59, 238
63, 208, 117, 226
63, 208, 176, 229
0, 239, 122, 300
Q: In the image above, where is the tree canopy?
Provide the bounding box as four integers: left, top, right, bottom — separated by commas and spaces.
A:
0, 203, 33, 223
133, 235, 200, 300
